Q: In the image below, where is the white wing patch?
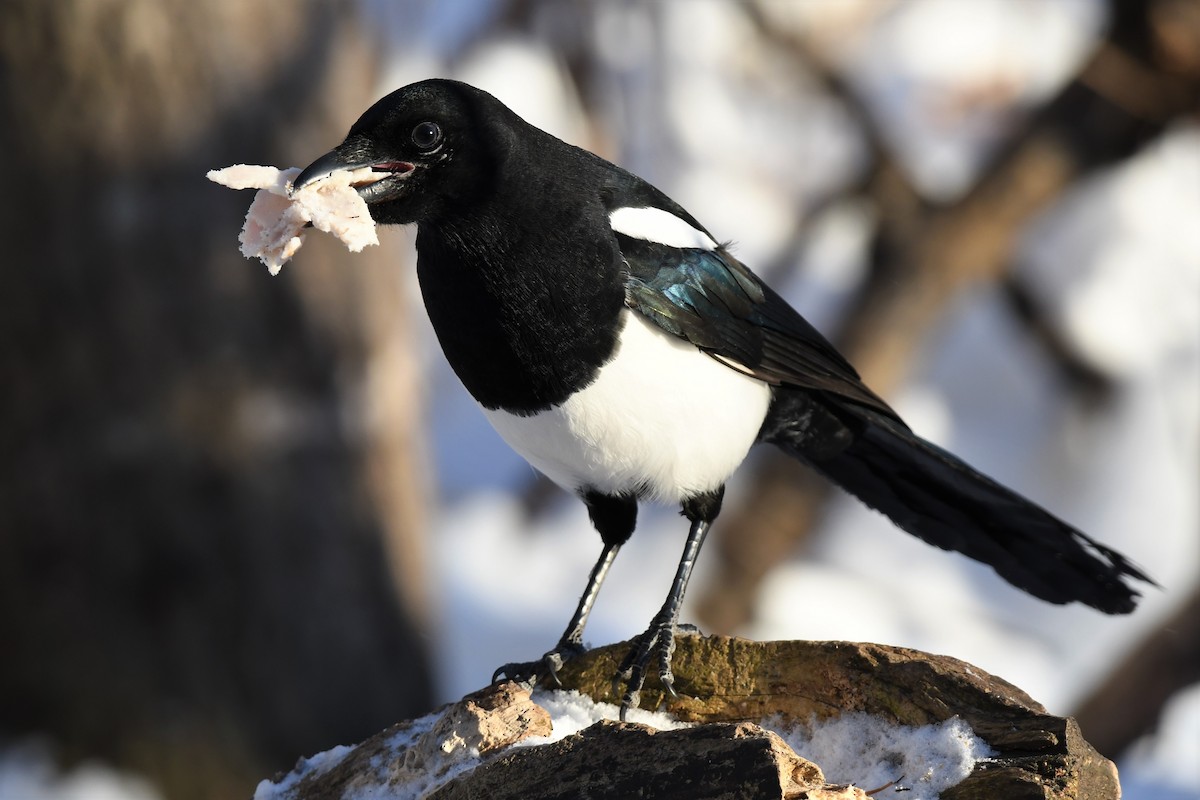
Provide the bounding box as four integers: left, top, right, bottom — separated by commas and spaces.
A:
609, 206, 718, 251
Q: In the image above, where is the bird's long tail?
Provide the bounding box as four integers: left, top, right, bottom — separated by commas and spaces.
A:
763, 390, 1154, 613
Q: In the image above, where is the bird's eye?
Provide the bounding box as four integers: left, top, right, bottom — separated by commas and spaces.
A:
411, 121, 442, 150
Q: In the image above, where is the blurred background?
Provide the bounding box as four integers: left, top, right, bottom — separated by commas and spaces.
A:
1, 0, 1197, 798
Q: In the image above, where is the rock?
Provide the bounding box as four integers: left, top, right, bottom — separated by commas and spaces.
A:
255, 681, 552, 800
421, 679, 553, 758
429, 720, 862, 800
551, 635, 1120, 800
256, 636, 1120, 800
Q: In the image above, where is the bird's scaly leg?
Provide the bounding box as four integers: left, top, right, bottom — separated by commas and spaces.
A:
615, 517, 711, 720
493, 541, 621, 686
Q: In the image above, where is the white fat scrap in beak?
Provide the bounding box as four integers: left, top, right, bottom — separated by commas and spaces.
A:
207, 164, 380, 275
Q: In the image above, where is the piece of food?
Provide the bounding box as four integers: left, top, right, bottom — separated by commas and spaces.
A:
208, 164, 380, 275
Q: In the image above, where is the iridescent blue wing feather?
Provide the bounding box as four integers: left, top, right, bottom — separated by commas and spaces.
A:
618, 234, 901, 422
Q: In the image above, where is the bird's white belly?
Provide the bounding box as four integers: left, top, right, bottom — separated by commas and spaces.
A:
481, 310, 772, 502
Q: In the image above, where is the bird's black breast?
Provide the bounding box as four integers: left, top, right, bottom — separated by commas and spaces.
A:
415, 207, 626, 415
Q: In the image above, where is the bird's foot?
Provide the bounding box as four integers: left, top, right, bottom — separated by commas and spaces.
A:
613, 618, 693, 721
492, 638, 587, 688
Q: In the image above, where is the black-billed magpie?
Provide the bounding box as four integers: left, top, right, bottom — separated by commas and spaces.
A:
293, 79, 1153, 718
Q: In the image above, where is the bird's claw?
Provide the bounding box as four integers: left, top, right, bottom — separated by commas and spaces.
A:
491, 660, 536, 686
493, 640, 587, 688
615, 618, 685, 721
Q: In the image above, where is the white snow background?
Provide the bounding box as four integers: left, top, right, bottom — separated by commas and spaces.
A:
4, 1, 1196, 798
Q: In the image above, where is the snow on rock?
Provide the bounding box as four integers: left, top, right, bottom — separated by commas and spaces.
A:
252, 745, 356, 800
522, 688, 692, 742
529, 690, 990, 799
766, 713, 994, 800
253, 683, 989, 800
252, 682, 551, 800
208, 164, 380, 275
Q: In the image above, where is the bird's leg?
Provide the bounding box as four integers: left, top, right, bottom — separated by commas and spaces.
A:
544, 540, 622, 682
493, 541, 621, 686
492, 489, 638, 690
493, 492, 636, 687
616, 514, 713, 721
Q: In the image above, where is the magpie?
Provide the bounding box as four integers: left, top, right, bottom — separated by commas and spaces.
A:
293, 79, 1153, 718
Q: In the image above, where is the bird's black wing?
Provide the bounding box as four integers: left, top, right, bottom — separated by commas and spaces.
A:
617, 232, 902, 423
619, 232, 1155, 613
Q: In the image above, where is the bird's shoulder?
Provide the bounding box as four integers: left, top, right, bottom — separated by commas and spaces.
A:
595, 171, 898, 420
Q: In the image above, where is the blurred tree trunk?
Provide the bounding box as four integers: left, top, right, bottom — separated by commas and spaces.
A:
0, 2, 432, 798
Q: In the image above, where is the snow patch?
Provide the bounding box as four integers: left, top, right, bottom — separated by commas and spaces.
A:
1119, 682, 1200, 797
252, 707, 470, 800
521, 688, 692, 744
766, 713, 994, 799
0, 744, 162, 800
251, 744, 356, 800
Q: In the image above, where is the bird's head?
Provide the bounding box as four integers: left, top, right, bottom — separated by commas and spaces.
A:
293, 79, 510, 225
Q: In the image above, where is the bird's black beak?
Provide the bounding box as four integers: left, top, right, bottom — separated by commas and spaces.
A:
292, 146, 415, 204
292, 148, 367, 191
